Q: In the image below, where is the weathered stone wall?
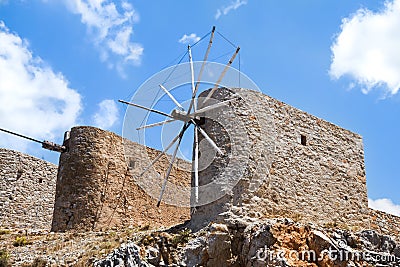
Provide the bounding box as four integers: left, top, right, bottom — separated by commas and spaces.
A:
0, 148, 57, 230
192, 88, 370, 230
256, 90, 369, 227
51, 126, 190, 232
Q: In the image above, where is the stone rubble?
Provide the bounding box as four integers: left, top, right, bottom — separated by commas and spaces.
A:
94, 243, 149, 267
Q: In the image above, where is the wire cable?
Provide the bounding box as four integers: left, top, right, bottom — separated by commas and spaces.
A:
209, 49, 236, 62
216, 30, 237, 48
239, 52, 241, 88
191, 32, 211, 48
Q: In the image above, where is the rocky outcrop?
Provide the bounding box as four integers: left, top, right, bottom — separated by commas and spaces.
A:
94, 243, 149, 267
96, 217, 400, 267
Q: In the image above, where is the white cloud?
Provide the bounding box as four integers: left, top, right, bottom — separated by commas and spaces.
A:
330, 0, 400, 95
0, 21, 82, 152
215, 0, 247, 20
369, 198, 400, 217
178, 33, 200, 44
62, 0, 143, 75
92, 99, 119, 130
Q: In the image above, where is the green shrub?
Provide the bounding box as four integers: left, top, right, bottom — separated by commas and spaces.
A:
0, 250, 9, 267
171, 228, 192, 246
13, 236, 31, 247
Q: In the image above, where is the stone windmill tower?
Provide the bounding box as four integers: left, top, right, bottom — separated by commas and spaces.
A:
116, 25, 369, 231
191, 87, 369, 230
50, 27, 370, 232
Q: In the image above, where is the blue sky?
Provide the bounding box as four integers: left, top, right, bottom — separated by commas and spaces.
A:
1, 0, 400, 215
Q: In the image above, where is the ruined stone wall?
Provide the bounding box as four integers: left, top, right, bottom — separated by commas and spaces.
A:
192, 88, 369, 230
0, 148, 57, 230
52, 126, 190, 232
369, 209, 400, 240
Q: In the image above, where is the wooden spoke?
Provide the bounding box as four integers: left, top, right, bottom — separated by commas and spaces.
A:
201, 46, 240, 105
119, 100, 174, 119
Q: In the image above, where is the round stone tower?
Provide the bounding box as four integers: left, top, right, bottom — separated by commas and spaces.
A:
51, 126, 130, 231
51, 126, 190, 232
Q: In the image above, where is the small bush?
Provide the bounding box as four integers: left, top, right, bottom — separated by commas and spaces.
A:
171, 229, 192, 246
13, 236, 31, 247
0, 250, 9, 267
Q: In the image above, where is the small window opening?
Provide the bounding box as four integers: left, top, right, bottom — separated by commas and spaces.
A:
38, 178, 43, 183
344, 196, 348, 201
16, 169, 23, 179
129, 159, 136, 169
300, 135, 307, 146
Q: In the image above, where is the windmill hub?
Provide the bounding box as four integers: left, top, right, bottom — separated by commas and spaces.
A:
193, 116, 206, 126
171, 109, 199, 122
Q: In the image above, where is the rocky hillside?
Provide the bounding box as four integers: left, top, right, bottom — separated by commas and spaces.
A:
94, 215, 400, 267
2, 215, 399, 266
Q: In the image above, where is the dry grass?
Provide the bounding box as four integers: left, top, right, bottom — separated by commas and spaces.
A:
0, 224, 165, 266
